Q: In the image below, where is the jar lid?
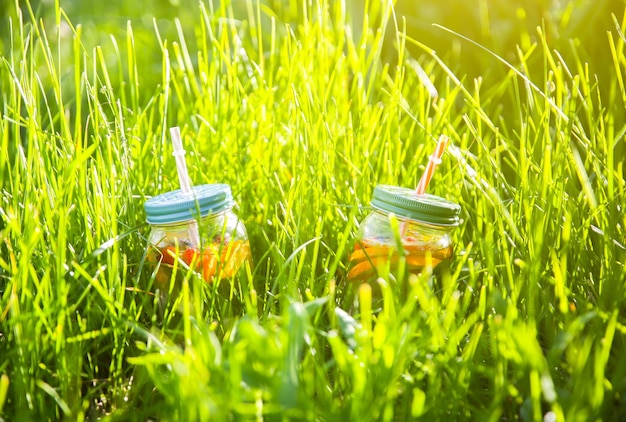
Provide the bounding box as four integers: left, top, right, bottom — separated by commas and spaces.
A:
370, 184, 461, 227
144, 184, 235, 224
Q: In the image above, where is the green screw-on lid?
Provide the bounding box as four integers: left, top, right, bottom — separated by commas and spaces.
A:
144, 184, 234, 224
370, 184, 461, 227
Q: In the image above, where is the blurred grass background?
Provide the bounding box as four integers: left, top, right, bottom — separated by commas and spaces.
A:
3, 0, 623, 85
3, 0, 624, 149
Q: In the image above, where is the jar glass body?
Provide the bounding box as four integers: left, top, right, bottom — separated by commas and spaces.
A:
146, 207, 251, 289
347, 209, 455, 283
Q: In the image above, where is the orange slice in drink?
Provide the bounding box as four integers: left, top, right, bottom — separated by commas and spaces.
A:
221, 240, 251, 277
181, 240, 251, 282
182, 247, 217, 282
349, 246, 394, 263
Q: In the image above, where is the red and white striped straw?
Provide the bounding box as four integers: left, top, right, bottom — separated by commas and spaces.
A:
415, 135, 449, 195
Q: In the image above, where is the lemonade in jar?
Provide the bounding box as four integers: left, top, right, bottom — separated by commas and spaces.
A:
347, 185, 461, 284
144, 183, 251, 291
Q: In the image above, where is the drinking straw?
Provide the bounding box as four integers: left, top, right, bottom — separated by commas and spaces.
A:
170, 126, 200, 247
170, 127, 192, 193
415, 134, 449, 195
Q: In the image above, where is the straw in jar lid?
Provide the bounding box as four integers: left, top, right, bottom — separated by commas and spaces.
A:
370, 184, 461, 227
144, 184, 235, 224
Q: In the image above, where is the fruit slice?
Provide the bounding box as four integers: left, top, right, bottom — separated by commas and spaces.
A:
182, 247, 217, 282
349, 246, 393, 263
347, 256, 398, 282
220, 240, 251, 277
346, 243, 450, 282
160, 246, 178, 265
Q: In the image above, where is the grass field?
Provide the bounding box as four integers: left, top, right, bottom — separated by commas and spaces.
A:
1, 0, 626, 420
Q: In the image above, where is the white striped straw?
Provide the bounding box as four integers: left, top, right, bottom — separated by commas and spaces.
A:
170, 127, 200, 247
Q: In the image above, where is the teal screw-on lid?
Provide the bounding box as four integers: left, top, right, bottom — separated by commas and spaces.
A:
370, 184, 461, 227
144, 184, 235, 224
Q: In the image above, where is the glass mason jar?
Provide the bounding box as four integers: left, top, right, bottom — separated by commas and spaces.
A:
347, 184, 461, 284
144, 184, 251, 291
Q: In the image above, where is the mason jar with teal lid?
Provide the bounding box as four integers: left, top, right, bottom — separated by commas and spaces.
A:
347, 184, 461, 283
144, 184, 251, 291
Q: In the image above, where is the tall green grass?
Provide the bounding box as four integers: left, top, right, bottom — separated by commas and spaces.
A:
1, 0, 625, 420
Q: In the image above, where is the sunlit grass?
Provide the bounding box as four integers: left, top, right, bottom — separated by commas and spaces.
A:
1, 0, 625, 420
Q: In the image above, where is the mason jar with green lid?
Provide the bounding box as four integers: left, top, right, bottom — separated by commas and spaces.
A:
144, 184, 251, 292
347, 184, 461, 283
